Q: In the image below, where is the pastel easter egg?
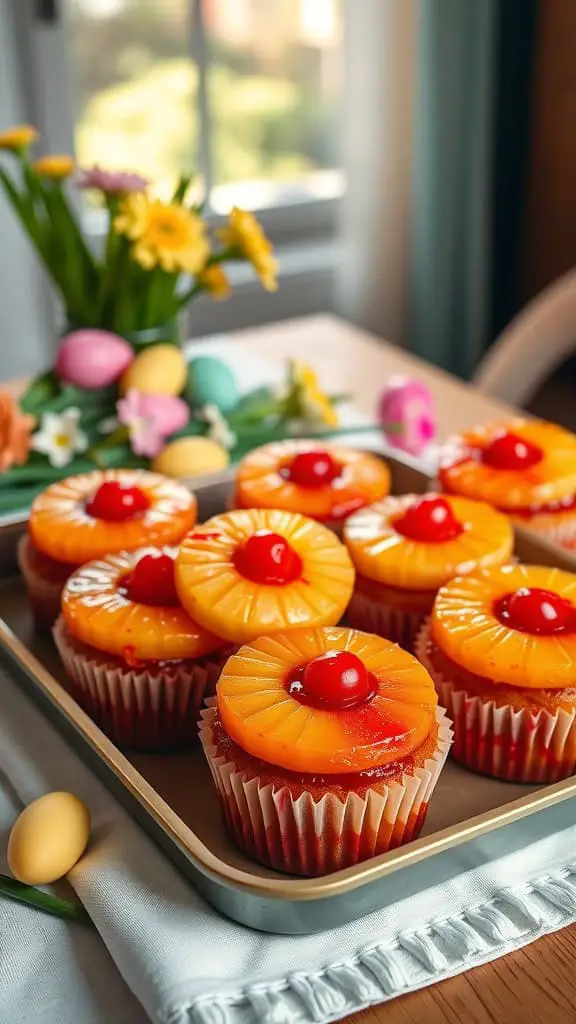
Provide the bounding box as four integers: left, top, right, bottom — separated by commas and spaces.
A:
377, 376, 436, 456
152, 436, 229, 478
136, 393, 190, 436
8, 791, 90, 885
56, 330, 133, 390
186, 356, 239, 413
120, 344, 187, 396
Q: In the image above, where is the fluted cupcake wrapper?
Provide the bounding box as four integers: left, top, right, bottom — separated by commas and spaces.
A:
415, 621, 576, 783
199, 701, 453, 877
17, 534, 69, 628
514, 510, 576, 550
346, 587, 429, 652
53, 617, 228, 752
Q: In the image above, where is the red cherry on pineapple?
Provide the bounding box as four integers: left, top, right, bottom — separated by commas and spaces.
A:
289, 450, 340, 488
234, 530, 303, 585
86, 481, 150, 521
124, 552, 179, 606
300, 651, 371, 707
394, 495, 463, 543
482, 432, 543, 470
494, 587, 575, 635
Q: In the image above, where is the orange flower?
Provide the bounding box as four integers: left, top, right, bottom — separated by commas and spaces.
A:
0, 394, 35, 472
32, 155, 75, 180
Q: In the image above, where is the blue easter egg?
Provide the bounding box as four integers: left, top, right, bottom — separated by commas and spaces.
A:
186, 356, 239, 413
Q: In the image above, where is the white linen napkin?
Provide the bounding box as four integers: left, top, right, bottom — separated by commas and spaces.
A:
2, 663, 576, 1024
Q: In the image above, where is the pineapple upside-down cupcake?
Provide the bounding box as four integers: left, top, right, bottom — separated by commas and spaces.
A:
438, 419, 576, 548
233, 440, 390, 532
344, 493, 514, 649
54, 546, 226, 751
200, 626, 452, 875
175, 508, 355, 645
416, 564, 576, 782
19, 468, 197, 627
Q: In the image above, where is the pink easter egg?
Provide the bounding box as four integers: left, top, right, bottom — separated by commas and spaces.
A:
56, 330, 134, 390
377, 376, 436, 456
138, 393, 190, 436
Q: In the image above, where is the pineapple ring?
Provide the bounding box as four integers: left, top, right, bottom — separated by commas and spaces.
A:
217, 625, 438, 773
62, 546, 222, 661
432, 564, 576, 689
29, 469, 197, 564
234, 440, 390, 521
344, 494, 514, 591
439, 419, 576, 511
175, 508, 355, 644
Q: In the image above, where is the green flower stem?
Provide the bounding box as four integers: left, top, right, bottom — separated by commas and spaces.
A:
0, 874, 93, 927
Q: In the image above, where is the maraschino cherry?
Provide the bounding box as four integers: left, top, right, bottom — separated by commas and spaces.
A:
291, 651, 373, 708
288, 450, 340, 489
394, 495, 464, 543
494, 587, 576, 635
123, 552, 179, 606
234, 530, 303, 585
481, 432, 543, 470
86, 481, 150, 521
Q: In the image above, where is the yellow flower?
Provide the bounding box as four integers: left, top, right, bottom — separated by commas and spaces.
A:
197, 263, 231, 300
218, 206, 278, 292
0, 125, 38, 152
32, 154, 75, 179
114, 194, 210, 274
290, 360, 339, 427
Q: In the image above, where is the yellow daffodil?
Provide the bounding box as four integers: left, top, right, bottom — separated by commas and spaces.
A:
114, 194, 210, 274
32, 154, 75, 180
0, 125, 38, 152
218, 206, 278, 292
288, 360, 339, 427
197, 263, 231, 300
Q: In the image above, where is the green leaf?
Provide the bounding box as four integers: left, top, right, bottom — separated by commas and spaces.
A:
0, 874, 93, 927
19, 371, 59, 414
172, 172, 194, 203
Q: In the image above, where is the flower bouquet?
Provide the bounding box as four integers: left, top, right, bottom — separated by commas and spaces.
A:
0, 124, 360, 513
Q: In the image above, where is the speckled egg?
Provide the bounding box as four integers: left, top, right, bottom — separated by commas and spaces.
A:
8, 791, 90, 885
120, 344, 187, 396
56, 330, 133, 390
152, 436, 230, 478
186, 356, 239, 413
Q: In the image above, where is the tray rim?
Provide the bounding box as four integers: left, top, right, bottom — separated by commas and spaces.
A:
3, 457, 576, 903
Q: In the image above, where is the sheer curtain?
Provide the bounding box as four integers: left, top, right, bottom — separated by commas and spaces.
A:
337, 0, 499, 378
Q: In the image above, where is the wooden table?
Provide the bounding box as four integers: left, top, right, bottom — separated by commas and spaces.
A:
11, 314, 575, 1023
232, 315, 576, 1024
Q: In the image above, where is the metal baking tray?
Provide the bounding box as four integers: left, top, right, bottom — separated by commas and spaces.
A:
1, 454, 576, 935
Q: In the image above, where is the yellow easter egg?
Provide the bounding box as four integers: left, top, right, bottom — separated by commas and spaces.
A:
152, 437, 230, 478
120, 344, 187, 396
8, 791, 90, 885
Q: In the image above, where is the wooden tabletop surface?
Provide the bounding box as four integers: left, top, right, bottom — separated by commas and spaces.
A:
234, 314, 576, 1024
10, 314, 575, 1022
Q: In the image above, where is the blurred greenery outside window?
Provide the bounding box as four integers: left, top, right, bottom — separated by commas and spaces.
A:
68, 0, 345, 240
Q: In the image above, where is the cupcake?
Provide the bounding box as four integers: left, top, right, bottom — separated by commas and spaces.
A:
437, 419, 576, 548
233, 440, 390, 533
175, 508, 355, 644
53, 546, 226, 751
344, 493, 514, 649
200, 625, 452, 875
19, 468, 197, 626
416, 564, 576, 782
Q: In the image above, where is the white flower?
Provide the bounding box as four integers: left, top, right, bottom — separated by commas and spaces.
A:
201, 404, 236, 450
31, 408, 88, 468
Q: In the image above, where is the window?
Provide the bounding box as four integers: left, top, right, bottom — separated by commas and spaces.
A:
67, 0, 344, 227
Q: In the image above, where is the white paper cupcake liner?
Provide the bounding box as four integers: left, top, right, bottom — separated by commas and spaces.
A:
53, 616, 227, 752
17, 534, 70, 627
199, 701, 452, 876
415, 621, 576, 783
346, 587, 430, 651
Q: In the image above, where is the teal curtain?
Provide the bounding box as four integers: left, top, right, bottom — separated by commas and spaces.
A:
409, 0, 498, 379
